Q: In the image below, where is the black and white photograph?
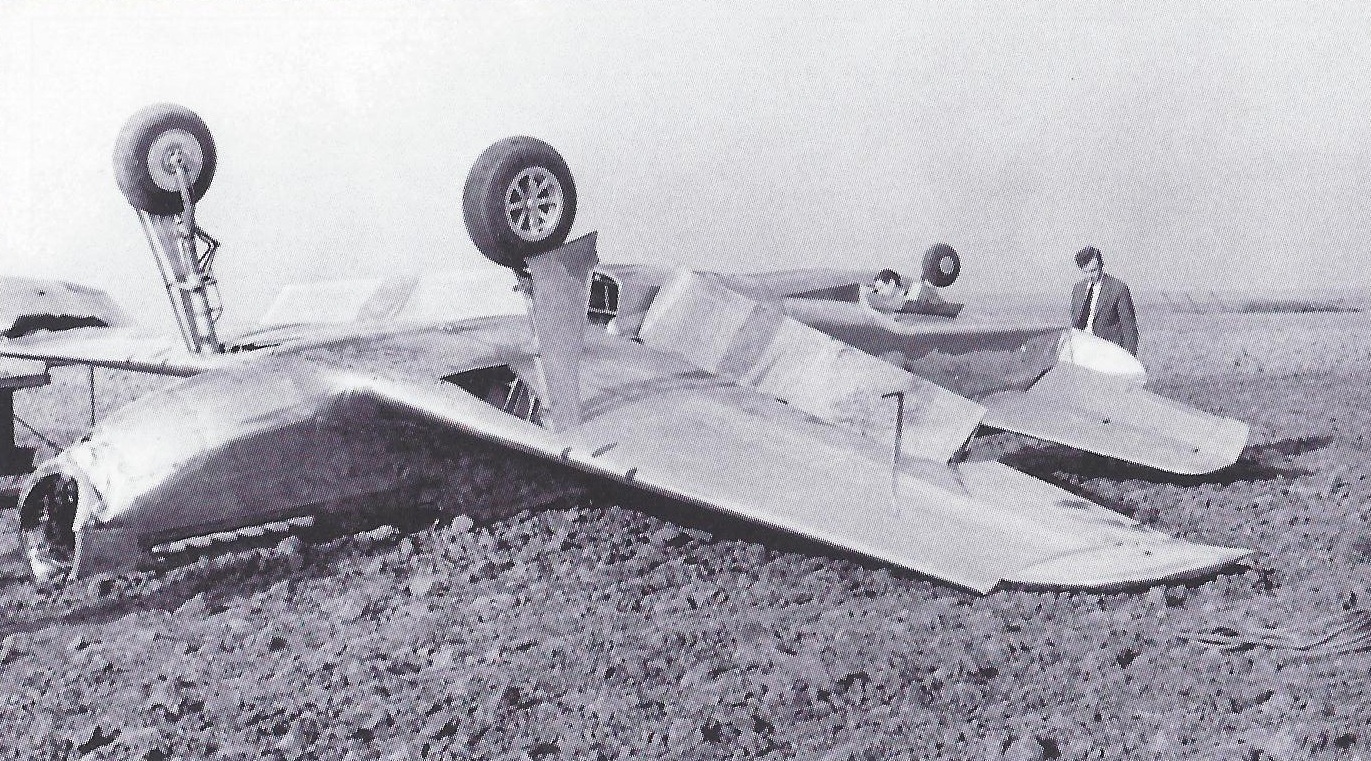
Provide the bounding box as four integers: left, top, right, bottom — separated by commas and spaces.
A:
1, 2, 1369, 758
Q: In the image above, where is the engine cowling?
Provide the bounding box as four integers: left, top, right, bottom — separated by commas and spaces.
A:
15, 362, 380, 582
14, 356, 579, 584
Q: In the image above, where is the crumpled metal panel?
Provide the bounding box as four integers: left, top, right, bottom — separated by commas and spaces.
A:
638, 270, 985, 464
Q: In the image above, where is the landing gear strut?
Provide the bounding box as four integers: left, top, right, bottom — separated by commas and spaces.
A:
113, 104, 225, 355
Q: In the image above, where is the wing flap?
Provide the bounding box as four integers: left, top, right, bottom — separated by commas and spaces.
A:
981, 363, 1250, 474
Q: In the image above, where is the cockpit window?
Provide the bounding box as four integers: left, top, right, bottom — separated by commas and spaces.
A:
444, 365, 543, 425
588, 272, 619, 325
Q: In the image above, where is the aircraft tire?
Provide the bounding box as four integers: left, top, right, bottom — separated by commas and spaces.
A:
922, 243, 961, 288
463, 136, 577, 270
113, 104, 217, 215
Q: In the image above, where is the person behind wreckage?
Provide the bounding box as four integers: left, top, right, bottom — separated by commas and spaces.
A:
861, 268, 950, 315
1070, 245, 1139, 355
860, 268, 909, 313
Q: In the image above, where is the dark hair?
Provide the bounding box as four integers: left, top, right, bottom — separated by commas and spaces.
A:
1074, 246, 1103, 268
875, 269, 903, 287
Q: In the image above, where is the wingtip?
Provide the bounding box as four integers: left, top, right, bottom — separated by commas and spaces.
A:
1002, 542, 1253, 592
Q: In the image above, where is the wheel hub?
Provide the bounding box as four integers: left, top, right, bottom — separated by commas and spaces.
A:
504, 167, 564, 242
147, 129, 204, 192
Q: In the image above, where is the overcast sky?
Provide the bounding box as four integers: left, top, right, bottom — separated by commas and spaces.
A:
2, 1, 1369, 325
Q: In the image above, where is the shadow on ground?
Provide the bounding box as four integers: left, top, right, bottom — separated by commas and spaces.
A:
998, 437, 1319, 490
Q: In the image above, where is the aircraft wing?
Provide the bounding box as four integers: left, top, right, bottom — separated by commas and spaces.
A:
0, 276, 210, 374
0, 326, 225, 376
709, 267, 873, 301
980, 363, 1250, 475
780, 296, 1064, 359
779, 296, 1250, 474
325, 339, 1249, 594
0, 311, 516, 378
598, 264, 872, 303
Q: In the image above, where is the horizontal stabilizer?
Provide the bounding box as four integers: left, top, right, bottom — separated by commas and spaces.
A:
981, 363, 1249, 475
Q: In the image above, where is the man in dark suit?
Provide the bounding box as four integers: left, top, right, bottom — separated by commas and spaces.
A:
1070, 246, 1138, 355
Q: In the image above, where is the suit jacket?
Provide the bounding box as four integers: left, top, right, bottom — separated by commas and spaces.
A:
1071, 273, 1138, 355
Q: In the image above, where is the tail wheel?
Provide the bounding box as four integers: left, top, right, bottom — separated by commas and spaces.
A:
922, 243, 961, 288
113, 103, 217, 215
462, 137, 577, 270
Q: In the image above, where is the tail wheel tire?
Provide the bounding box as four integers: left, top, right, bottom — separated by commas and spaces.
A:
463, 136, 577, 270
922, 243, 961, 288
113, 103, 217, 215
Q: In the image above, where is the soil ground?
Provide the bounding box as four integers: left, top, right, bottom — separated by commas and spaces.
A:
1, 309, 1369, 760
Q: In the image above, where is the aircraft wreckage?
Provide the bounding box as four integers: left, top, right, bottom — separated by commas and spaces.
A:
0, 104, 1252, 593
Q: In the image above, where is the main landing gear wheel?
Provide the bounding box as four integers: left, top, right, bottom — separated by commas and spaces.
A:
922, 243, 961, 288
463, 136, 577, 270
113, 103, 217, 215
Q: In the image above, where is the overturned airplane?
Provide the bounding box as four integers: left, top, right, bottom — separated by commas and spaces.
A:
0, 104, 1251, 593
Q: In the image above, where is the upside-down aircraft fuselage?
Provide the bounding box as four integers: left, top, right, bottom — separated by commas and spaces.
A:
0, 104, 1252, 593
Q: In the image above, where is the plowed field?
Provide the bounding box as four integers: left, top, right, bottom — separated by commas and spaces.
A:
2, 310, 1369, 760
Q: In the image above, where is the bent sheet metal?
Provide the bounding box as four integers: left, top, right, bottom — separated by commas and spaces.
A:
6, 264, 1250, 592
